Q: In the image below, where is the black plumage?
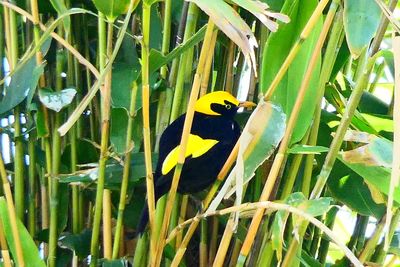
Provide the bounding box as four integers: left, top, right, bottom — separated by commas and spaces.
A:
136, 93, 243, 235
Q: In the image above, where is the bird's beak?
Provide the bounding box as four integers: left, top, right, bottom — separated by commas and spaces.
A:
238, 101, 257, 108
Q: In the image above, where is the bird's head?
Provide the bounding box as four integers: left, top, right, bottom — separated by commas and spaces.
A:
194, 91, 256, 118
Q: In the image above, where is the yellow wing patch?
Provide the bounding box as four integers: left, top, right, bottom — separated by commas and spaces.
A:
161, 134, 219, 175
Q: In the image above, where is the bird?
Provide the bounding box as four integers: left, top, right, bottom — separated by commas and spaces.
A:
136, 91, 255, 235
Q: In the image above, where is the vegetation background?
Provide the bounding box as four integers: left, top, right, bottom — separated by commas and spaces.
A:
0, 0, 399, 266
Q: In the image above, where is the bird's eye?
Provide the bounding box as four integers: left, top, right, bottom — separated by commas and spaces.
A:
226, 104, 232, 110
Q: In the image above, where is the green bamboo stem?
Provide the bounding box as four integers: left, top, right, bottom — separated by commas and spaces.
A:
238, 1, 335, 264
200, 28, 218, 95
368, 61, 385, 93
208, 217, 219, 265
89, 13, 113, 266
200, 219, 208, 267
225, 39, 236, 93
154, 20, 216, 267
155, 0, 173, 150
167, 1, 189, 88
316, 207, 338, 264
0, 8, 4, 91
302, 8, 344, 198
112, 82, 138, 259
358, 215, 386, 263
175, 195, 188, 249
7, 0, 25, 221
141, 2, 157, 258
0, 154, 24, 266
102, 20, 114, 261
169, 3, 200, 122
160, 0, 172, 79
263, 0, 330, 100
27, 131, 36, 235
48, 47, 64, 267
373, 210, 400, 264
280, 129, 310, 199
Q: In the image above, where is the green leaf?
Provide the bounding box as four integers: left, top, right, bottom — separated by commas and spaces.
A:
144, 0, 163, 5
149, 25, 207, 74
61, 139, 99, 168
343, 0, 381, 57
288, 145, 329, 154
111, 63, 140, 110
0, 37, 51, 115
59, 153, 158, 188
260, 0, 322, 144
101, 259, 129, 267
110, 108, 142, 154
93, 0, 131, 22
361, 113, 393, 133
242, 102, 286, 183
59, 229, 91, 258
327, 161, 385, 219
0, 197, 46, 267
49, 0, 70, 34
38, 88, 77, 112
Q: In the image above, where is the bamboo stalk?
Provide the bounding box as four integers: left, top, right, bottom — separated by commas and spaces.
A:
0, 217, 12, 267
238, 2, 336, 263
302, 9, 344, 198
169, 3, 200, 122
89, 13, 113, 266
141, 2, 157, 259
112, 82, 138, 258
153, 20, 216, 267
263, 0, 330, 101
48, 46, 65, 267
0, 155, 24, 266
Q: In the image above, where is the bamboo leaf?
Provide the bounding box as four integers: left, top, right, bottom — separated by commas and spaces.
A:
58, 229, 91, 258
188, 0, 258, 71
327, 161, 385, 219
59, 153, 158, 187
0, 198, 46, 267
260, 0, 322, 144
92, 0, 134, 22
0, 35, 50, 115
49, 0, 70, 34
288, 144, 329, 154
38, 88, 77, 112
149, 25, 207, 74
343, 0, 381, 58
230, 0, 289, 32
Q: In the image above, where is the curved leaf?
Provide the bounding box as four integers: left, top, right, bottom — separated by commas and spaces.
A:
39, 88, 77, 112
0, 197, 46, 267
343, 0, 381, 57
93, 0, 133, 22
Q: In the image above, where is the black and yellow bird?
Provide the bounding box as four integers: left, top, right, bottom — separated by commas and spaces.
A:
137, 91, 254, 234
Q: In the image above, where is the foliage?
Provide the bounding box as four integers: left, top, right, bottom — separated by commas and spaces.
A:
0, 0, 398, 266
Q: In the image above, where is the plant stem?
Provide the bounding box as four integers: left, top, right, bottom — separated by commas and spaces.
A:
302, 8, 344, 198
48, 46, 64, 267
0, 217, 12, 267
141, 1, 157, 259
112, 82, 138, 258
169, 3, 199, 122
0, 154, 24, 266
89, 13, 114, 266
7, 0, 25, 221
